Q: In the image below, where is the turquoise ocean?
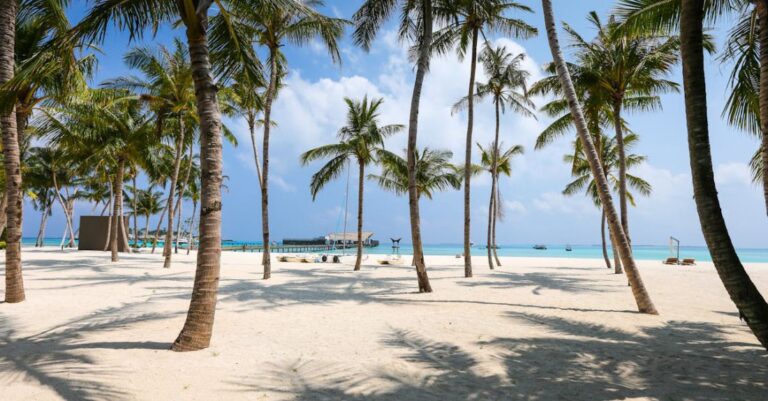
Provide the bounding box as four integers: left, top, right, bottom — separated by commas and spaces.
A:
25, 238, 768, 263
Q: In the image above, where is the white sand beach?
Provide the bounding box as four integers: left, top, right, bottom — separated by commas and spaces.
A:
2, 248, 767, 400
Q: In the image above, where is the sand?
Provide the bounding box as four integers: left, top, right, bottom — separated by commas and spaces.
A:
1, 248, 767, 401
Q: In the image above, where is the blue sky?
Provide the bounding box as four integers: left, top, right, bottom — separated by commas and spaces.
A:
29, 1, 768, 248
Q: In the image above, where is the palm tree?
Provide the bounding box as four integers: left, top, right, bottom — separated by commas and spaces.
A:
72, 0, 267, 351
456, 43, 535, 267
301, 96, 402, 271
540, 0, 657, 314
39, 90, 157, 261
435, 0, 536, 278
370, 147, 462, 200
674, 0, 768, 350
616, 0, 768, 217
1, 0, 24, 303
219, 73, 266, 187
476, 142, 523, 269
133, 186, 164, 247
239, 0, 346, 280
104, 40, 197, 268
354, 0, 436, 292
531, 60, 635, 273
563, 134, 651, 272
561, 12, 678, 247
25, 147, 58, 248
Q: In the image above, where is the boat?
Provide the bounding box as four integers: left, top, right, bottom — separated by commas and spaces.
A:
565, 244, 572, 252
533, 244, 547, 250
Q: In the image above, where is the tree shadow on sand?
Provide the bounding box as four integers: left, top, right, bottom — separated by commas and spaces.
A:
231, 316, 767, 401
146, 266, 424, 311
0, 303, 174, 401
457, 269, 620, 295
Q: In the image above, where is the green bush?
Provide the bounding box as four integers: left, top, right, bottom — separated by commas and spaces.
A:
0, 241, 6, 250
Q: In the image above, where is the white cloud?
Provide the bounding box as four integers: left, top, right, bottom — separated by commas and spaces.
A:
272, 175, 296, 192
715, 162, 753, 187
503, 200, 528, 215
532, 191, 596, 215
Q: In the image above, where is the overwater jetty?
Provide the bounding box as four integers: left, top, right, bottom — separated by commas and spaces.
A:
223, 232, 379, 253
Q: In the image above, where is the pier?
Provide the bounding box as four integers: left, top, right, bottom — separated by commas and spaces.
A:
222, 243, 358, 253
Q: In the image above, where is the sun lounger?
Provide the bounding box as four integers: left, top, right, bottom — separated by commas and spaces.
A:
681, 258, 696, 266
278, 255, 311, 263
378, 256, 404, 265
663, 257, 679, 265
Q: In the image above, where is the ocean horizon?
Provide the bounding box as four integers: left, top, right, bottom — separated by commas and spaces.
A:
23, 238, 768, 263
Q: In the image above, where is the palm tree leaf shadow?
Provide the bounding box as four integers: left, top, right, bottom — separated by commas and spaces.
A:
487, 312, 768, 400
231, 316, 767, 401
0, 303, 176, 401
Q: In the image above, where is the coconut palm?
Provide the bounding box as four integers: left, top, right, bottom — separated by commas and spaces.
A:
37, 90, 157, 262
674, 0, 768, 350
455, 43, 535, 267
476, 142, 523, 268
73, 0, 270, 351
531, 59, 636, 273
219, 73, 267, 187
236, 0, 346, 280
434, 0, 536, 278
132, 186, 164, 247
24, 147, 58, 247
562, 12, 678, 247
103, 40, 197, 268
563, 134, 651, 271
370, 147, 462, 200
616, 0, 768, 216
353, 0, 437, 292
301, 96, 402, 271
615, 0, 768, 353
540, 0, 657, 314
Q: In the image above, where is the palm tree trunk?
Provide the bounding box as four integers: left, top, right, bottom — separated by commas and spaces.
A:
111, 158, 125, 262
104, 181, 113, 251
261, 47, 278, 280
758, 1, 768, 218
187, 199, 197, 255
354, 161, 364, 271
66, 196, 76, 248
144, 214, 150, 247
172, 26, 224, 352
612, 101, 631, 246
164, 116, 185, 268
680, 0, 768, 349
150, 196, 168, 253
1, 0, 24, 303
118, 195, 130, 253
492, 99, 502, 267
53, 173, 75, 250
492, 184, 502, 266
133, 173, 139, 248
36, 207, 48, 247
248, 118, 263, 187
542, 0, 657, 314
601, 208, 611, 270
463, 26, 480, 279
486, 178, 495, 269
174, 195, 184, 254
174, 143, 194, 253
407, 0, 434, 293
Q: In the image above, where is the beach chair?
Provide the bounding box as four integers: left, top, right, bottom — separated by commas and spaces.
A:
663, 257, 679, 265
681, 258, 696, 266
